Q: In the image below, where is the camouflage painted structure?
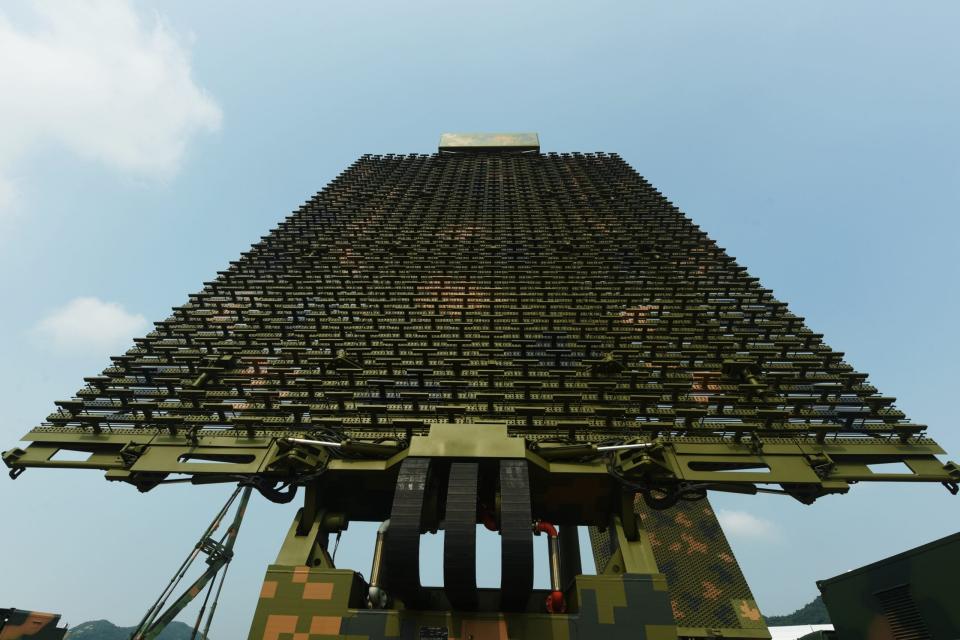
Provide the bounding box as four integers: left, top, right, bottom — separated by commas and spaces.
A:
817, 532, 960, 639
4, 133, 958, 639
0, 609, 67, 640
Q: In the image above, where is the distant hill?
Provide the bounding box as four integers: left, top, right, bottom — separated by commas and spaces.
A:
65, 619, 208, 640
765, 595, 831, 625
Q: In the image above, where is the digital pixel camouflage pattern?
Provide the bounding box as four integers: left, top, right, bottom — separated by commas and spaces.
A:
590, 497, 767, 638
0, 610, 67, 640
248, 565, 678, 640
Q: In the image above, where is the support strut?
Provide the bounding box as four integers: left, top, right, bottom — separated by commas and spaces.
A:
132, 485, 251, 640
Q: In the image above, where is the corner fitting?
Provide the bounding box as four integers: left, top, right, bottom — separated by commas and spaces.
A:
2, 448, 26, 479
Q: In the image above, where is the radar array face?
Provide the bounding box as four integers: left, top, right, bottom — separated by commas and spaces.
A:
5, 142, 956, 639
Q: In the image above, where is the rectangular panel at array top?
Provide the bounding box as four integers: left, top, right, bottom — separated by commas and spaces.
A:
25, 152, 935, 451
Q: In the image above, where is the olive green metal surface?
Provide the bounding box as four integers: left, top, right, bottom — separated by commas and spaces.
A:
817, 532, 960, 640
439, 132, 540, 152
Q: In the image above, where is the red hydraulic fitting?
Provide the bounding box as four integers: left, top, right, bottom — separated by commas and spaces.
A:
546, 589, 566, 614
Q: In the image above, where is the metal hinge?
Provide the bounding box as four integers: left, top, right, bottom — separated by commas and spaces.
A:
2, 448, 26, 479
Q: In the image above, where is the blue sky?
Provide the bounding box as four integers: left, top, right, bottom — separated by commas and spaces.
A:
1, 1, 958, 637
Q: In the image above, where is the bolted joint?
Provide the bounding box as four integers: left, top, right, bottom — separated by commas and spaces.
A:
944, 461, 960, 481
118, 442, 148, 468
267, 439, 330, 474
321, 512, 348, 533
2, 447, 25, 467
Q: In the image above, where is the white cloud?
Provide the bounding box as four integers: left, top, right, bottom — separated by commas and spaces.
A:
717, 509, 779, 539
0, 0, 221, 212
33, 297, 148, 354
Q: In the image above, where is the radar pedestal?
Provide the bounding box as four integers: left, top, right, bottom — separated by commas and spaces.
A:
248, 424, 679, 640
